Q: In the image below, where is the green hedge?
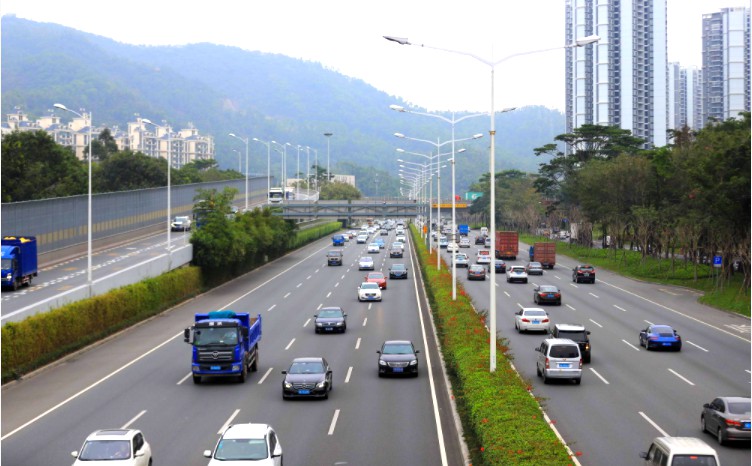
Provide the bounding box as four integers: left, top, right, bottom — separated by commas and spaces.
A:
411, 226, 574, 465
288, 221, 343, 249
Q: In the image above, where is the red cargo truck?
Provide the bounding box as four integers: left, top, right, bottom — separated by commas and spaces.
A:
529, 242, 556, 269
495, 231, 519, 260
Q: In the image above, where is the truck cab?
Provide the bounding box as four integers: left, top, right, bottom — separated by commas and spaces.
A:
1, 236, 38, 291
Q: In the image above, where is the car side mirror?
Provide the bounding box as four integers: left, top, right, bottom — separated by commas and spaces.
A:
313, 314, 318, 318
71, 451, 79, 459
134, 450, 145, 457
703, 403, 710, 408
534, 347, 540, 352
587, 331, 591, 335
272, 443, 283, 457
343, 314, 348, 317
639, 452, 648, 459
415, 350, 420, 354
376, 350, 381, 354
204, 450, 213, 458
281, 370, 287, 374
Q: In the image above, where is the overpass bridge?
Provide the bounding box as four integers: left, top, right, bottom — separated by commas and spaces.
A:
274, 199, 468, 222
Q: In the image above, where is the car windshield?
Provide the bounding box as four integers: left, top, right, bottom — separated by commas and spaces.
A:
470, 266, 484, 271
539, 286, 558, 292
79, 440, 131, 460
549, 345, 579, 358
361, 257, 372, 263
327, 252, 341, 257
578, 266, 594, 271
193, 327, 238, 346
524, 310, 547, 317
368, 273, 384, 279
652, 326, 674, 336
670, 455, 717, 466
512, 267, 525, 272
391, 264, 406, 271
175, 216, 189, 222
728, 401, 751, 415
289, 361, 325, 374
214, 438, 268, 461
529, 262, 542, 267
318, 309, 343, 318
361, 283, 379, 290
558, 330, 587, 340
383, 344, 414, 354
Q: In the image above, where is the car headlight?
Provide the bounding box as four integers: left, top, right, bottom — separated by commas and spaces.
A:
409, 359, 418, 366
284, 382, 292, 389
316, 322, 323, 326
316, 381, 327, 388
335, 322, 342, 326
232, 365, 241, 371
379, 360, 387, 366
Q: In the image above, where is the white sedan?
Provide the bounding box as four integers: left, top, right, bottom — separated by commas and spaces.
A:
514, 308, 550, 333
506, 265, 528, 283
357, 282, 382, 301
358, 256, 375, 270
367, 243, 380, 253
447, 242, 459, 253
476, 250, 491, 264
459, 237, 471, 248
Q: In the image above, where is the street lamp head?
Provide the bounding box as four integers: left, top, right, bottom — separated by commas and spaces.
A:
384, 35, 410, 45
456, 148, 467, 154
142, 118, 153, 125
396, 148, 405, 153
501, 107, 517, 113
324, 132, 333, 137
394, 133, 405, 138
253, 137, 261, 142
53, 103, 69, 111
472, 133, 484, 139
389, 104, 406, 112
229, 133, 237, 137
575, 35, 600, 46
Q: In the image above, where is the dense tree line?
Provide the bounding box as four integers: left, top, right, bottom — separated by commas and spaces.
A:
1, 130, 243, 202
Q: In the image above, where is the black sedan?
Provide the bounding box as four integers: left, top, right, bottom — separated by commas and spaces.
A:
281, 357, 333, 399
389, 247, 404, 258
467, 264, 486, 281
526, 261, 544, 275
389, 263, 409, 279
489, 259, 506, 274
377, 340, 419, 377
475, 235, 486, 245
701, 396, 751, 444
314, 307, 347, 334
533, 285, 562, 305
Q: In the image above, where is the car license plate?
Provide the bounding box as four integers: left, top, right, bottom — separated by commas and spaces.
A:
532, 320, 540, 324
325, 328, 333, 331
662, 342, 672, 346
298, 389, 310, 395
743, 422, 751, 429
547, 294, 554, 298
584, 273, 590, 276
210, 366, 221, 370
558, 363, 571, 368
393, 367, 403, 373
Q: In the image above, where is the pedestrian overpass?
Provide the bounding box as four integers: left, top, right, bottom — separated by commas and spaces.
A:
274, 199, 468, 221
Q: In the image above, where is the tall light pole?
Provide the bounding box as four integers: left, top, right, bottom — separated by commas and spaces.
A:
232, 149, 242, 172
395, 132, 483, 270
252, 137, 271, 204
54, 103, 93, 289
294, 145, 302, 200
385, 33, 601, 373
229, 133, 249, 212
143, 119, 173, 252
323, 132, 333, 184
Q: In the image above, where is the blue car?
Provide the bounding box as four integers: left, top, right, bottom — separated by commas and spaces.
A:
639, 324, 681, 351
374, 237, 386, 249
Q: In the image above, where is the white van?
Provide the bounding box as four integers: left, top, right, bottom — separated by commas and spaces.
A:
639, 437, 719, 466
480, 227, 489, 236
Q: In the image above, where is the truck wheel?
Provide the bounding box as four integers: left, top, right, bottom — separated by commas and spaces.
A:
192, 375, 201, 384
12, 281, 18, 291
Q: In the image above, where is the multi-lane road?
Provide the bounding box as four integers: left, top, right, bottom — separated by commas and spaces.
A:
1, 227, 466, 465
438, 233, 751, 466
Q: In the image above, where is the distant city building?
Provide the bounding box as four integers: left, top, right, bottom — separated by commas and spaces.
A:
565, 0, 668, 148
1, 109, 214, 167
668, 64, 704, 131
331, 174, 356, 187
702, 6, 750, 124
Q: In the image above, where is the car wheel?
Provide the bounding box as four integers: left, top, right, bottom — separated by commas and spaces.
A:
717, 427, 727, 445
557, 300, 561, 306
701, 415, 707, 433
536, 363, 542, 377
238, 364, 247, 383
524, 279, 528, 283
584, 354, 591, 364
192, 375, 201, 384
574, 378, 581, 385
676, 345, 681, 352
542, 371, 549, 384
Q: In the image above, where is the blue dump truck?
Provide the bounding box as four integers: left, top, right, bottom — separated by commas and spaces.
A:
184, 310, 262, 384
332, 234, 345, 246
1, 236, 38, 291
458, 224, 470, 236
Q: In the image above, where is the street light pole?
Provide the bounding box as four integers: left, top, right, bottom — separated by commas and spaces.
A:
143, 119, 173, 252
324, 132, 333, 184
252, 137, 271, 204
385, 33, 600, 373
54, 103, 93, 290
229, 133, 249, 212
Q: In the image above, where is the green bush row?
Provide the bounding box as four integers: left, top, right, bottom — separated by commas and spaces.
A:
411, 226, 574, 465
2, 221, 342, 384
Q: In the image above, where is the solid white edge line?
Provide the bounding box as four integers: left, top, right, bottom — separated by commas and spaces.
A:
285, 338, 295, 350
218, 409, 241, 434
589, 368, 610, 384
327, 409, 340, 436
668, 368, 695, 386
639, 411, 670, 437
686, 341, 709, 352
1, 331, 183, 441
121, 409, 147, 429
258, 367, 273, 385
408, 236, 449, 466
345, 366, 353, 383
177, 373, 192, 385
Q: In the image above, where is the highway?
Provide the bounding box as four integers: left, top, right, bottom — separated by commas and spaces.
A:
438, 232, 751, 466
1, 227, 465, 465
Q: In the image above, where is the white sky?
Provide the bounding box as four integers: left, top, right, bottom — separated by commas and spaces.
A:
1, 0, 746, 112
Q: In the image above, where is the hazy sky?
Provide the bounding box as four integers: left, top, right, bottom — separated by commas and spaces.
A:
1, 0, 746, 113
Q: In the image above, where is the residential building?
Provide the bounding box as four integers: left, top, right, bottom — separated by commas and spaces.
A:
702, 6, 750, 124
668, 64, 704, 131
565, 0, 668, 148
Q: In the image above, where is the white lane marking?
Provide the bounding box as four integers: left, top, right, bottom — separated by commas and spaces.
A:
335, 282, 339, 287
307, 275, 312, 280
258, 367, 273, 385
303, 318, 311, 327
219, 409, 241, 434
566, 304, 576, 311
363, 318, 368, 327
328, 409, 341, 435
613, 305, 627, 312
589, 319, 603, 328
341, 274, 346, 280
368, 303, 372, 310
345, 366, 353, 383
317, 303, 323, 310
283, 292, 291, 299
686, 341, 709, 352
589, 368, 610, 384
668, 368, 695, 386
121, 410, 147, 429
177, 373, 192, 385
267, 304, 276, 312
346, 268, 351, 273
503, 291, 510, 297
355, 337, 361, 349
516, 302, 524, 309
659, 288, 680, 296
644, 320, 654, 326
622, 340, 641, 351
1, 331, 183, 441
285, 338, 295, 350
569, 283, 579, 288
588, 292, 599, 298
296, 283, 302, 288
746, 370, 751, 374
327, 292, 332, 298
554, 275, 561, 280
639, 411, 670, 437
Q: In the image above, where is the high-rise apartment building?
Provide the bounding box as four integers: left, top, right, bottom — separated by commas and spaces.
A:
668, 64, 704, 131
565, 0, 668, 148
702, 7, 750, 124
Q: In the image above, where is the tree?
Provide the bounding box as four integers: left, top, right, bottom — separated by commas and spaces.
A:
89, 128, 119, 162
93, 150, 167, 192
1, 130, 86, 202
319, 181, 362, 200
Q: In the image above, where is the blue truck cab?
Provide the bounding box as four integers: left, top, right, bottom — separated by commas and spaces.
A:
332, 234, 345, 246
184, 310, 262, 384
458, 224, 470, 236
1, 236, 38, 291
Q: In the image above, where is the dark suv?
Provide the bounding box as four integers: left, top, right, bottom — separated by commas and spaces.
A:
327, 250, 343, 266
551, 323, 591, 363
572, 264, 596, 283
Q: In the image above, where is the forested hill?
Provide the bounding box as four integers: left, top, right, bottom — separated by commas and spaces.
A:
1, 15, 564, 195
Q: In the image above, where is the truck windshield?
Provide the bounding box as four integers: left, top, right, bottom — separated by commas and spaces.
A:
1, 258, 11, 270
193, 327, 238, 346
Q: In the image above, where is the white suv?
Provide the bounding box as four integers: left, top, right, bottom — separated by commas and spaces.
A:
535, 338, 582, 385
72, 429, 152, 465
205, 423, 283, 465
